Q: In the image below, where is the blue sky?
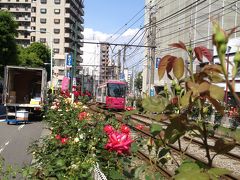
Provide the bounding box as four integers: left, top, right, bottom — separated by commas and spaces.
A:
84, 0, 145, 34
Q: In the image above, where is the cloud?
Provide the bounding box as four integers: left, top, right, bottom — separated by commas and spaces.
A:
83, 28, 111, 42
122, 28, 139, 37
82, 27, 144, 73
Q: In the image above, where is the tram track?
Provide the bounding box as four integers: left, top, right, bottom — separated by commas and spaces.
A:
88, 104, 240, 179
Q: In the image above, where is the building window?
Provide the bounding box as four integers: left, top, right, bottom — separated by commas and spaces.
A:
54, 19, 60, 24
53, 48, 59, 53
31, 7, 36, 12
41, 0, 47, 4
31, 17, 36, 22
40, 8, 47, 14
40, 18, 46, 24
53, 38, 60, 44
54, 9, 60, 14
40, 28, 46, 33
54, 0, 60, 4
40, 38, 46, 43
31, 36, 35, 42
54, 29, 60, 34
25, 0, 28, 2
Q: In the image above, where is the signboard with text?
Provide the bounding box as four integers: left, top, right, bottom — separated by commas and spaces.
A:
156, 57, 160, 68
66, 53, 73, 67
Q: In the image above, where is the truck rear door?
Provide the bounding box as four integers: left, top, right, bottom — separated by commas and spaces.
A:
41, 68, 47, 103
3, 66, 9, 105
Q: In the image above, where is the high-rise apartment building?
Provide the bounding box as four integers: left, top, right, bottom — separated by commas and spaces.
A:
0, 0, 32, 47
0, 0, 84, 85
143, 0, 240, 94
99, 43, 110, 84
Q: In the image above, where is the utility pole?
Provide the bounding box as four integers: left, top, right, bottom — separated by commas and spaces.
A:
117, 50, 121, 79
122, 45, 127, 81
123, 45, 126, 71
150, 16, 156, 85
148, 8, 156, 96
70, 22, 78, 95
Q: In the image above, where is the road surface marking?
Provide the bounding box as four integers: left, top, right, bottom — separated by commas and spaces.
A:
18, 125, 25, 131
0, 140, 10, 154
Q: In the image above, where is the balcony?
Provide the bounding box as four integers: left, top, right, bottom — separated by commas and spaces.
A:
65, 13, 75, 23
78, 24, 84, 31
15, 17, 31, 22
64, 33, 74, 40
78, 33, 84, 40
11, 7, 31, 13
77, 49, 83, 55
17, 26, 29, 31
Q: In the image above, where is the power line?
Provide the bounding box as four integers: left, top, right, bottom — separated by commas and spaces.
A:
80, 41, 156, 48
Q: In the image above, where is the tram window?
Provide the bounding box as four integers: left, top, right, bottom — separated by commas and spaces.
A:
103, 87, 106, 96
107, 83, 126, 97
97, 88, 101, 96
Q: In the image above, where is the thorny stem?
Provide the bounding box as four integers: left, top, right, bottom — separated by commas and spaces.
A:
202, 121, 212, 167
219, 51, 240, 106
188, 50, 212, 167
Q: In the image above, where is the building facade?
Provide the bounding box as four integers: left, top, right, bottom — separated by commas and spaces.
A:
143, 0, 240, 95
0, 0, 32, 47
99, 43, 110, 84
0, 0, 84, 86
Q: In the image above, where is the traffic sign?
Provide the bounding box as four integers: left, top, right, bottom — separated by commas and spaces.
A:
66, 53, 73, 67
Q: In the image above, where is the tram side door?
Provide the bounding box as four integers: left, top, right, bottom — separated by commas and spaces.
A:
102, 86, 106, 103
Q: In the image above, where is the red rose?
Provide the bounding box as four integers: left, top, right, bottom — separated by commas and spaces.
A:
120, 124, 130, 134
55, 134, 61, 140
78, 112, 88, 121
61, 137, 68, 144
104, 125, 115, 134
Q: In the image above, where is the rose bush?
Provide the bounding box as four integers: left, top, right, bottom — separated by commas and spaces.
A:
23, 91, 140, 179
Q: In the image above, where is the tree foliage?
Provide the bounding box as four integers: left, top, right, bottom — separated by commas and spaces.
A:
17, 42, 50, 67
0, 10, 18, 77
134, 71, 143, 94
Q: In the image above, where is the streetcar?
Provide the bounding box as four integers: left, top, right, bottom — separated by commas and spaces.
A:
96, 80, 127, 110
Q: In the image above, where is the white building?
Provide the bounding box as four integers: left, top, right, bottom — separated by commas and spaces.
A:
213, 37, 240, 93
143, 0, 240, 95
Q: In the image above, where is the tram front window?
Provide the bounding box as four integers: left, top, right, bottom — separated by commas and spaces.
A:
107, 83, 126, 98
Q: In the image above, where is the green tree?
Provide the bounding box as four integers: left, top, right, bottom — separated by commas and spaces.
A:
17, 42, 50, 67
0, 10, 18, 76
134, 71, 143, 95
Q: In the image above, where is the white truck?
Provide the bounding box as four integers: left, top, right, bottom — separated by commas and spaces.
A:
3, 66, 47, 123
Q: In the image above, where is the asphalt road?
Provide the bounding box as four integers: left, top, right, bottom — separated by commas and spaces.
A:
0, 120, 44, 170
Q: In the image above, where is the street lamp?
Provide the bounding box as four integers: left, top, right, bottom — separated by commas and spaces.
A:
26, 28, 53, 81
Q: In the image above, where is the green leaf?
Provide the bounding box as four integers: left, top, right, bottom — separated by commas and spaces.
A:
209, 84, 224, 101
175, 171, 209, 180
142, 96, 168, 113
123, 109, 138, 116
177, 162, 200, 173
158, 148, 170, 158
198, 81, 210, 94
213, 138, 236, 154
180, 91, 192, 108
130, 142, 139, 153
173, 57, 184, 80
134, 165, 146, 179
150, 123, 162, 136
208, 71, 225, 83
208, 167, 231, 177
109, 170, 125, 179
